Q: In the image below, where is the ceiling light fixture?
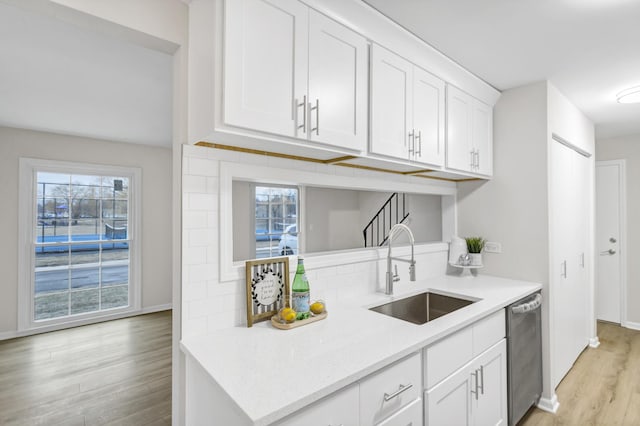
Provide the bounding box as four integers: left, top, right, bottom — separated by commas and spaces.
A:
617, 86, 640, 104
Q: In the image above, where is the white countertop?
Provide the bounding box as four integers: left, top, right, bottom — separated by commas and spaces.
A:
180, 274, 542, 426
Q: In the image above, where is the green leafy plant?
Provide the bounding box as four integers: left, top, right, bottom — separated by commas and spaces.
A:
465, 237, 485, 253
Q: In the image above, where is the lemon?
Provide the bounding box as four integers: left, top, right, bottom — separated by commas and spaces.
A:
310, 301, 325, 315
280, 307, 296, 323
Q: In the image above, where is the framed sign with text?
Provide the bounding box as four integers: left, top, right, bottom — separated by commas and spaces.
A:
245, 257, 289, 327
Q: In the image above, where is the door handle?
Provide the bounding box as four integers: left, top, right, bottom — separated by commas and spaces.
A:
408, 129, 415, 155
609, 237, 617, 243
470, 370, 479, 400
415, 130, 422, 156
310, 98, 319, 135
296, 95, 307, 134
600, 249, 616, 255
383, 383, 413, 401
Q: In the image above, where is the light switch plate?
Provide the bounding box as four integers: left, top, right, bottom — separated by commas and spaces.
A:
484, 241, 502, 253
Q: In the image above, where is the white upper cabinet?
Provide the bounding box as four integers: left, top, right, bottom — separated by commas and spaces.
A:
224, 0, 308, 137
446, 85, 493, 176
308, 10, 368, 150
224, 0, 368, 152
370, 44, 445, 167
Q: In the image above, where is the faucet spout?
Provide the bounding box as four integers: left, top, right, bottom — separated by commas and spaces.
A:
385, 223, 416, 295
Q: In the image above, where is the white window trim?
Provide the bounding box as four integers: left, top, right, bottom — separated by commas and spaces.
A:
18, 158, 142, 332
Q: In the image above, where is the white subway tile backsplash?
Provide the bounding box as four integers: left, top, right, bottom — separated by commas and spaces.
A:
188, 157, 219, 177
188, 193, 217, 211
188, 228, 216, 247
183, 211, 208, 229
184, 246, 207, 265
182, 175, 208, 193
183, 282, 207, 302
188, 263, 217, 283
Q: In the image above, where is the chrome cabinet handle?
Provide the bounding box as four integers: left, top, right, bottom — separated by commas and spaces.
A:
600, 249, 616, 255
415, 130, 422, 156
470, 370, 479, 400
383, 383, 413, 401
475, 150, 480, 170
310, 98, 319, 135
580, 252, 585, 267
479, 365, 484, 395
408, 129, 415, 154
470, 150, 475, 169
296, 95, 307, 133
561, 260, 567, 278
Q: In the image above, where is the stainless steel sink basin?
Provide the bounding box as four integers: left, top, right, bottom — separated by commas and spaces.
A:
369, 292, 475, 325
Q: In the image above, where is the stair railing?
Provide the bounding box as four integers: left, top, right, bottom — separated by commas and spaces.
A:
362, 193, 409, 247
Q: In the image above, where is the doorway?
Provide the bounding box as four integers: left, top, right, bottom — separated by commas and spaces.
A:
595, 160, 627, 325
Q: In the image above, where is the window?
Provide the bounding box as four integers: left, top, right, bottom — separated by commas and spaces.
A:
254, 185, 298, 259
19, 159, 141, 330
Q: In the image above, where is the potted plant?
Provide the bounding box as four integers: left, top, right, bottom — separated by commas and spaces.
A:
465, 237, 485, 266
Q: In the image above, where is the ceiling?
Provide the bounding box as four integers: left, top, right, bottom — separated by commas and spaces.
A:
363, 0, 640, 140
0, 2, 173, 147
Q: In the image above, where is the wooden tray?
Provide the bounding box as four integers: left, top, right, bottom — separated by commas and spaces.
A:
271, 312, 328, 330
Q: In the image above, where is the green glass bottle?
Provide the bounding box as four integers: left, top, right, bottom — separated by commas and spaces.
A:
291, 256, 310, 314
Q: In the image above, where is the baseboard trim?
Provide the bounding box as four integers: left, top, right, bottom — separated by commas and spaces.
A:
589, 336, 601, 348
624, 321, 640, 331
537, 394, 560, 413
0, 304, 172, 341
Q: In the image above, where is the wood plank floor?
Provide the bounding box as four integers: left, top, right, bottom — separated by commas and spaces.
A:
0, 311, 172, 426
521, 321, 640, 426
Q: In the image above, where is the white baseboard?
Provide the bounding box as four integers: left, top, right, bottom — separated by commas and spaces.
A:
0, 304, 172, 341
624, 321, 640, 331
589, 336, 601, 348
537, 394, 560, 413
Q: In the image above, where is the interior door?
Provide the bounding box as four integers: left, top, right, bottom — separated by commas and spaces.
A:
308, 10, 367, 151
549, 140, 590, 387
596, 161, 623, 323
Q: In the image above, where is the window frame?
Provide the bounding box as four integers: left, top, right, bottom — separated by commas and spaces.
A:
18, 158, 142, 332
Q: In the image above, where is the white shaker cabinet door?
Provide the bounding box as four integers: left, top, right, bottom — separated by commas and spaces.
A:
473, 340, 507, 426
425, 364, 473, 426
308, 10, 368, 151
376, 398, 423, 426
370, 44, 412, 160
412, 67, 445, 167
472, 99, 493, 176
445, 84, 473, 173
224, 0, 308, 138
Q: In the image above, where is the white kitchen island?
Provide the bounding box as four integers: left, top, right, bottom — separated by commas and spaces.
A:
180, 275, 541, 425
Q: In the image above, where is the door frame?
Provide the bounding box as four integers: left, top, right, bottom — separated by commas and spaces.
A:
595, 159, 628, 328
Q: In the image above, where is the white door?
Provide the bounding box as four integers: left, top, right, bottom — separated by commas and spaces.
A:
596, 161, 624, 323
224, 0, 308, 137
308, 10, 367, 151
370, 44, 412, 160
412, 67, 445, 167
472, 99, 493, 175
549, 140, 590, 387
445, 85, 473, 173
473, 341, 507, 426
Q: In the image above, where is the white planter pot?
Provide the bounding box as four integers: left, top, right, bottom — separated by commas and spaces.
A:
469, 253, 483, 266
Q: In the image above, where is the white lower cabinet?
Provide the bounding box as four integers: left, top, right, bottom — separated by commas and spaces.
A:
276, 383, 359, 426
377, 398, 423, 426
425, 340, 507, 426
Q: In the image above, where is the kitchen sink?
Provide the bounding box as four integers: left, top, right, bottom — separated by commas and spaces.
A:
369, 292, 475, 325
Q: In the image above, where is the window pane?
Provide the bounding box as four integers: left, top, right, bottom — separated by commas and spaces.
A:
35, 293, 68, 320
35, 245, 69, 268
70, 289, 99, 315
70, 244, 99, 265
71, 267, 99, 290
101, 264, 129, 287
35, 268, 69, 294
101, 285, 128, 309
256, 204, 268, 218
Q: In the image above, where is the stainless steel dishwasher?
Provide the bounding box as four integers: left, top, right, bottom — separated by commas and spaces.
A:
506, 291, 542, 426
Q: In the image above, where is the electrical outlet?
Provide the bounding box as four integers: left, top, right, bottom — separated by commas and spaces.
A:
484, 241, 502, 253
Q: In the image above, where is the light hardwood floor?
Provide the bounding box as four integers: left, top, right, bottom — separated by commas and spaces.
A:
521, 321, 640, 426
0, 311, 172, 426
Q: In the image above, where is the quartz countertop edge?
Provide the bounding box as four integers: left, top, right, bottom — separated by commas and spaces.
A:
180, 274, 542, 426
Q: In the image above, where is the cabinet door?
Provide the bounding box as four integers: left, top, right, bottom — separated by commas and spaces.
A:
224, 0, 308, 137
308, 10, 368, 151
376, 398, 423, 426
472, 99, 493, 175
445, 85, 473, 172
370, 44, 412, 160
425, 364, 472, 426
473, 340, 507, 426
412, 67, 445, 167
276, 384, 359, 426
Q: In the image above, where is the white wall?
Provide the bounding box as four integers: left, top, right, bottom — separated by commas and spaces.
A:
306, 187, 362, 253
596, 134, 640, 324
0, 126, 173, 336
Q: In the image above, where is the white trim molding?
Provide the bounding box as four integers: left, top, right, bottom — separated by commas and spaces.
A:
537, 393, 560, 414
18, 157, 142, 333
624, 321, 640, 331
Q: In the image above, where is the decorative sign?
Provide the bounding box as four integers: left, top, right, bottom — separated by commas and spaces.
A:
245, 257, 290, 327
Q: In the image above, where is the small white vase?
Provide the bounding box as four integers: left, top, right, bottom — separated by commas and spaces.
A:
469, 253, 483, 266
